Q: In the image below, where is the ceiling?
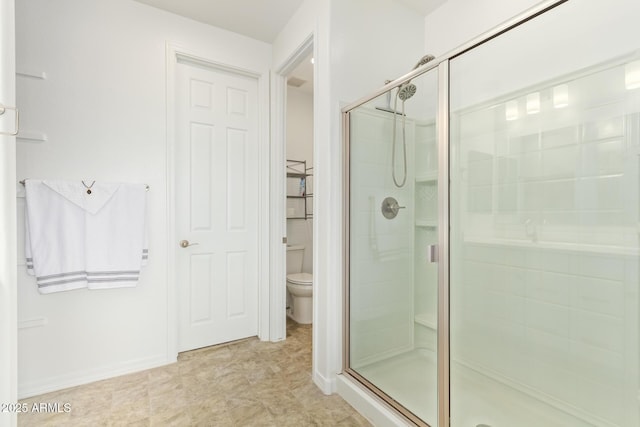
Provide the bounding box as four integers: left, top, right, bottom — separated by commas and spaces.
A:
134, 0, 448, 93
134, 0, 447, 43
287, 53, 314, 94
134, 0, 305, 43
396, 0, 447, 16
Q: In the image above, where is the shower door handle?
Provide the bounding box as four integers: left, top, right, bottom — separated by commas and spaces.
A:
427, 244, 438, 263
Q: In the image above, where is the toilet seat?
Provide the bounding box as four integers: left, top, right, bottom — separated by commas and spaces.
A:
286, 272, 313, 286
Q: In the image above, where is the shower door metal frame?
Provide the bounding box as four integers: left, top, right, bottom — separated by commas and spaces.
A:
341, 1, 570, 426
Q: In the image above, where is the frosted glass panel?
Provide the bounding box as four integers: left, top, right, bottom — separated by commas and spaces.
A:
347, 69, 438, 425
450, 1, 640, 426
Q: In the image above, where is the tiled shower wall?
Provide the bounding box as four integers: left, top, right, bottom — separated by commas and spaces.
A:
452, 243, 638, 426
413, 121, 438, 351
459, 65, 640, 248
349, 108, 415, 368
451, 61, 640, 426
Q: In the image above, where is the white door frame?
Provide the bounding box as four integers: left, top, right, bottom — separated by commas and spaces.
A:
270, 34, 314, 343
0, 0, 18, 425
166, 42, 271, 357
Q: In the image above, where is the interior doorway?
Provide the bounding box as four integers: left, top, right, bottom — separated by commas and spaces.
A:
284, 52, 315, 329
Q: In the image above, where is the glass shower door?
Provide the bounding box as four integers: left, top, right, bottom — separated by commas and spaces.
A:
345, 68, 440, 426
449, 1, 640, 426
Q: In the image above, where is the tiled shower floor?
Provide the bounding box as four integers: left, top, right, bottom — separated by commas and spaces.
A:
357, 349, 596, 427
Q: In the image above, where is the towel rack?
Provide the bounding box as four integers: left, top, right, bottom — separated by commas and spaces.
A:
19, 180, 150, 191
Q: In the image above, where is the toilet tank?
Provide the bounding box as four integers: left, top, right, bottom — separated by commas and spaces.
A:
286, 245, 305, 275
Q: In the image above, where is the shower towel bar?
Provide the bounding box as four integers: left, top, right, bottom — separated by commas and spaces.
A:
19, 179, 150, 191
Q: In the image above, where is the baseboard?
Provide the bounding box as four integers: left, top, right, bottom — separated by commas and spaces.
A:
18, 354, 176, 399
313, 369, 336, 395
336, 374, 412, 427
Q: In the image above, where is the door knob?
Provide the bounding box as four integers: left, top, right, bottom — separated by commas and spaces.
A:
180, 240, 199, 248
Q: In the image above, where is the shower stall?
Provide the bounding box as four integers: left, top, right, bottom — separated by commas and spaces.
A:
341, 1, 640, 426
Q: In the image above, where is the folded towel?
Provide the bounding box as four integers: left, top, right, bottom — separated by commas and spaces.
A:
25, 179, 148, 293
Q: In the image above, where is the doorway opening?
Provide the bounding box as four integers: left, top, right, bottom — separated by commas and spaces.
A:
284, 52, 314, 332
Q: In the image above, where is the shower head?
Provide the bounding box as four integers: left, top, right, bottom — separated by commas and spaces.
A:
412, 54, 436, 70
390, 54, 436, 188
396, 54, 436, 101
398, 83, 416, 100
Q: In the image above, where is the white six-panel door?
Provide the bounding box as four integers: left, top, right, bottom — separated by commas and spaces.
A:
175, 61, 259, 352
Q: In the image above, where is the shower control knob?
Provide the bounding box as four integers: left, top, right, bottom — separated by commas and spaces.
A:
381, 196, 405, 219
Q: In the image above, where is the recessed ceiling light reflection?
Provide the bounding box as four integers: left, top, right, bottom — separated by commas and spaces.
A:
505, 100, 518, 121
553, 84, 569, 108
526, 92, 540, 114
625, 60, 640, 90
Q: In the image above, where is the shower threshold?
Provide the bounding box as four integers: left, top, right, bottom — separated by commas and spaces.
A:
354, 349, 597, 427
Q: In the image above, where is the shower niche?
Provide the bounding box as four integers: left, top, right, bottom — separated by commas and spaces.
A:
413, 119, 438, 352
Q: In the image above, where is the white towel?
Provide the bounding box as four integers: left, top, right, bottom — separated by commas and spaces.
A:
25, 179, 148, 293
25, 180, 88, 293
85, 183, 147, 289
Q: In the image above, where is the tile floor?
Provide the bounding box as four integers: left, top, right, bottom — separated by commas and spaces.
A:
18, 320, 371, 426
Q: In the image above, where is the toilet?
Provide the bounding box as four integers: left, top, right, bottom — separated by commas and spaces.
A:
286, 245, 313, 324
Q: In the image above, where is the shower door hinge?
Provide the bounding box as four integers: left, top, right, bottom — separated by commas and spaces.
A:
427, 244, 438, 263
282, 237, 287, 244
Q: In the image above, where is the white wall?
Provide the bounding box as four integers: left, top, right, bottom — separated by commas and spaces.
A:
15, 0, 271, 397
272, 0, 332, 391
273, 0, 426, 395
424, 0, 541, 57
0, 0, 17, 424
286, 87, 314, 273
286, 88, 314, 164
272, 1, 324, 72
331, 0, 427, 103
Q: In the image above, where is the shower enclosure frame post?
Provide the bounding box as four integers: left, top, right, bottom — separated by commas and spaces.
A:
342, 110, 351, 376
436, 60, 450, 427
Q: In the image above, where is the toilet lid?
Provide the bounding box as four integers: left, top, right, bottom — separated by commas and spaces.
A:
287, 272, 313, 285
